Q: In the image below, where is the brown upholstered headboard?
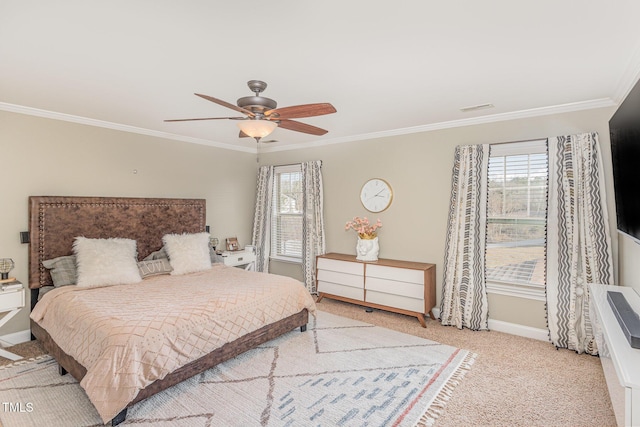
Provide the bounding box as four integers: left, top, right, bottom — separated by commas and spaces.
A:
28, 196, 206, 290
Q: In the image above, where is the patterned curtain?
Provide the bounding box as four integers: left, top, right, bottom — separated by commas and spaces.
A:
251, 165, 274, 273
546, 132, 614, 355
301, 160, 326, 293
440, 144, 490, 330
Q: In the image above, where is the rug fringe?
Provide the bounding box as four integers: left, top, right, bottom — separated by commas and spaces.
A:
415, 351, 477, 427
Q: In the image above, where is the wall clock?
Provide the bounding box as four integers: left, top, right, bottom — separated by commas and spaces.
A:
360, 178, 393, 213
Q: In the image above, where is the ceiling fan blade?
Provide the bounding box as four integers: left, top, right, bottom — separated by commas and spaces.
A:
194, 93, 255, 117
165, 117, 244, 122
239, 130, 250, 138
278, 119, 328, 136
265, 103, 336, 119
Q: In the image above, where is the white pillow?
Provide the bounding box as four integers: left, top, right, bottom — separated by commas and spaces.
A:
73, 237, 142, 287
162, 232, 212, 275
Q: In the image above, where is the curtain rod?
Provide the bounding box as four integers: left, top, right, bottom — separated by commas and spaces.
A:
267, 160, 323, 167
489, 137, 548, 146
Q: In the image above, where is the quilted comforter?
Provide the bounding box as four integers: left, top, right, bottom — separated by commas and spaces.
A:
30, 264, 316, 423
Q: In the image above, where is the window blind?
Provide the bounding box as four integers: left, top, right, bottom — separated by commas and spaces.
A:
486, 140, 548, 288
271, 164, 303, 261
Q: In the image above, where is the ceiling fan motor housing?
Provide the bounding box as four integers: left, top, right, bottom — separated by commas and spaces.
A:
236, 96, 277, 113
237, 80, 278, 114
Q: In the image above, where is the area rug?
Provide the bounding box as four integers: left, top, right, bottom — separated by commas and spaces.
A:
0, 312, 475, 427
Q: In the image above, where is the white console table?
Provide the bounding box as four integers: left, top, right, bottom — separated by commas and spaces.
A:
221, 249, 256, 271
0, 281, 25, 361
590, 284, 640, 427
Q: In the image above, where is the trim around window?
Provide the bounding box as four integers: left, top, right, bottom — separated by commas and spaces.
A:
486, 280, 546, 301
269, 254, 302, 264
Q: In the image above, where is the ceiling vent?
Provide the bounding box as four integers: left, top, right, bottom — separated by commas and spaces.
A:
460, 103, 495, 112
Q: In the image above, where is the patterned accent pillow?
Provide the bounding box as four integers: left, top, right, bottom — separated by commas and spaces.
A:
162, 232, 212, 275
73, 237, 142, 287
42, 255, 77, 287
143, 247, 169, 261
137, 259, 173, 278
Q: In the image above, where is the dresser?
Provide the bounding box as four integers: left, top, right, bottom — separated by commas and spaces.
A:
590, 284, 640, 427
316, 253, 436, 327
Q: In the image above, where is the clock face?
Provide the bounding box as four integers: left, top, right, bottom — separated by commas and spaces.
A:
360, 178, 393, 213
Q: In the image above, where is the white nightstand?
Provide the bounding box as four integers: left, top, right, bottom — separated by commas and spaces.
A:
0, 281, 25, 361
221, 249, 256, 271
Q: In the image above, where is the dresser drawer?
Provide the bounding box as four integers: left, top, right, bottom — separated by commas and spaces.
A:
366, 290, 424, 313
318, 281, 365, 301
0, 288, 25, 311
317, 269, 363, 288
366, 277, 424, 299
317, 257, 363, 275
366, 264, 424, 284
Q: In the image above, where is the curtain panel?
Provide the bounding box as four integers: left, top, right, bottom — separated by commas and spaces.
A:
251, 165, 274, 273
546, 132, 614, 355
440, 144, 490, 330
301, 160, 326, 293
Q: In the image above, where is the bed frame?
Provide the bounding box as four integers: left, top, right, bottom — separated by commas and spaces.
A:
28, 196, 309, 426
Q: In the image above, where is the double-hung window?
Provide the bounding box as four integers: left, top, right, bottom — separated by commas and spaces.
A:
271, 164, 303, 262
485, 140, 548, 300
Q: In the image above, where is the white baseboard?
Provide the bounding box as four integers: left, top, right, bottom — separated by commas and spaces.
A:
431, 308, 549, 342
0, 329, 31, 347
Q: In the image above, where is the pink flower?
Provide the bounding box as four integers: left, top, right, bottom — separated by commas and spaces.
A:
345, 216, 383, 239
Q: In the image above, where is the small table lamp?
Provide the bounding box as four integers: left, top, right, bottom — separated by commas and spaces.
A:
0, 258, 15, 281
210, 237, 219, 250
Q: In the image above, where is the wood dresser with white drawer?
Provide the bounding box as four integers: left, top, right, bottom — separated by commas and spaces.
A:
316, 253, 436, 327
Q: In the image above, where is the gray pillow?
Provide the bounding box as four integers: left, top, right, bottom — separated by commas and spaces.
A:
146, 244, 222, 264
137, 259, 173, 278
42, 255, 77, 287
143, 247, 169, 261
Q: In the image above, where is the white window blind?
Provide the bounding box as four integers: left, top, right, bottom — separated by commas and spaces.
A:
486, 140, 548, 296
271, 164, 303, 262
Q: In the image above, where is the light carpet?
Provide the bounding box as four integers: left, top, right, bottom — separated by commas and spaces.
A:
0, 311, 475, 427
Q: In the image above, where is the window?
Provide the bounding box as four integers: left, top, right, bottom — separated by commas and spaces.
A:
485, 140, 548, 300
271, 164, 303, 262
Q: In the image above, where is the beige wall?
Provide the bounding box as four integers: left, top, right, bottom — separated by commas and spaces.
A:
618, 232, 640, 292
0, 110, 257, 334
260, 106, 619, 329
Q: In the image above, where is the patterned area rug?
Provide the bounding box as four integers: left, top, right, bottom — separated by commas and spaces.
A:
0, 312, 475, 426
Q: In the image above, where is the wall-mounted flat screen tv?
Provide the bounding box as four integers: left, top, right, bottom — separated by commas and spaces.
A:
610, 77, 640, 243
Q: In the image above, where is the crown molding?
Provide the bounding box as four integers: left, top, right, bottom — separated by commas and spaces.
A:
612, 40, 640, 104
0, 102, 255, 153
261, 97, 616, 153
0, 96, 618, 156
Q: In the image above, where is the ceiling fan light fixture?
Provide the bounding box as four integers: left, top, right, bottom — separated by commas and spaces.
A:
237, 119, 277, 139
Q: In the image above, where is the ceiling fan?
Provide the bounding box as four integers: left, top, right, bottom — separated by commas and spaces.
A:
165, 80, 336, 143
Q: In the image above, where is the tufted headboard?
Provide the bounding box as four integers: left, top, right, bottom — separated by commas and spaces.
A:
28, 196, 206, 290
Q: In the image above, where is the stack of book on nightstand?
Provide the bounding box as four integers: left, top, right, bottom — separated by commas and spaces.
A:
0, 280, 21, 292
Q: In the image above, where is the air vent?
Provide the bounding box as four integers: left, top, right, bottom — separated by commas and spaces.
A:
460, 103, 495, 112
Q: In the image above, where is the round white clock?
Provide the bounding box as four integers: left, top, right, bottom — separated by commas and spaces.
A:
360, 178, 393, 213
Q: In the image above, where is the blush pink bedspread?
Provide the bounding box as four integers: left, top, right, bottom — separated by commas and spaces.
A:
30, 264, 316, 423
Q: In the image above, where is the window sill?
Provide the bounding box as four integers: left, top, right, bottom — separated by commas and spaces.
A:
269, 255, 302, 264
486, 281, 546, 301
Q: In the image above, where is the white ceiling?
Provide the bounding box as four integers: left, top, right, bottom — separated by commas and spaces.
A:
2, 1, 640, 153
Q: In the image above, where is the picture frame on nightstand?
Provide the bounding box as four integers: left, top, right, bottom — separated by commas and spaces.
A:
226, 237, 240, 251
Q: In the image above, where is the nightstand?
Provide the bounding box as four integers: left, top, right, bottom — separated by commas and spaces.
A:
0, 281, 25, 361
221, 249, 256, 271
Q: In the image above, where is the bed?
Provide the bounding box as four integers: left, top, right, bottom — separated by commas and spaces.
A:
27, 196, 315, 425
